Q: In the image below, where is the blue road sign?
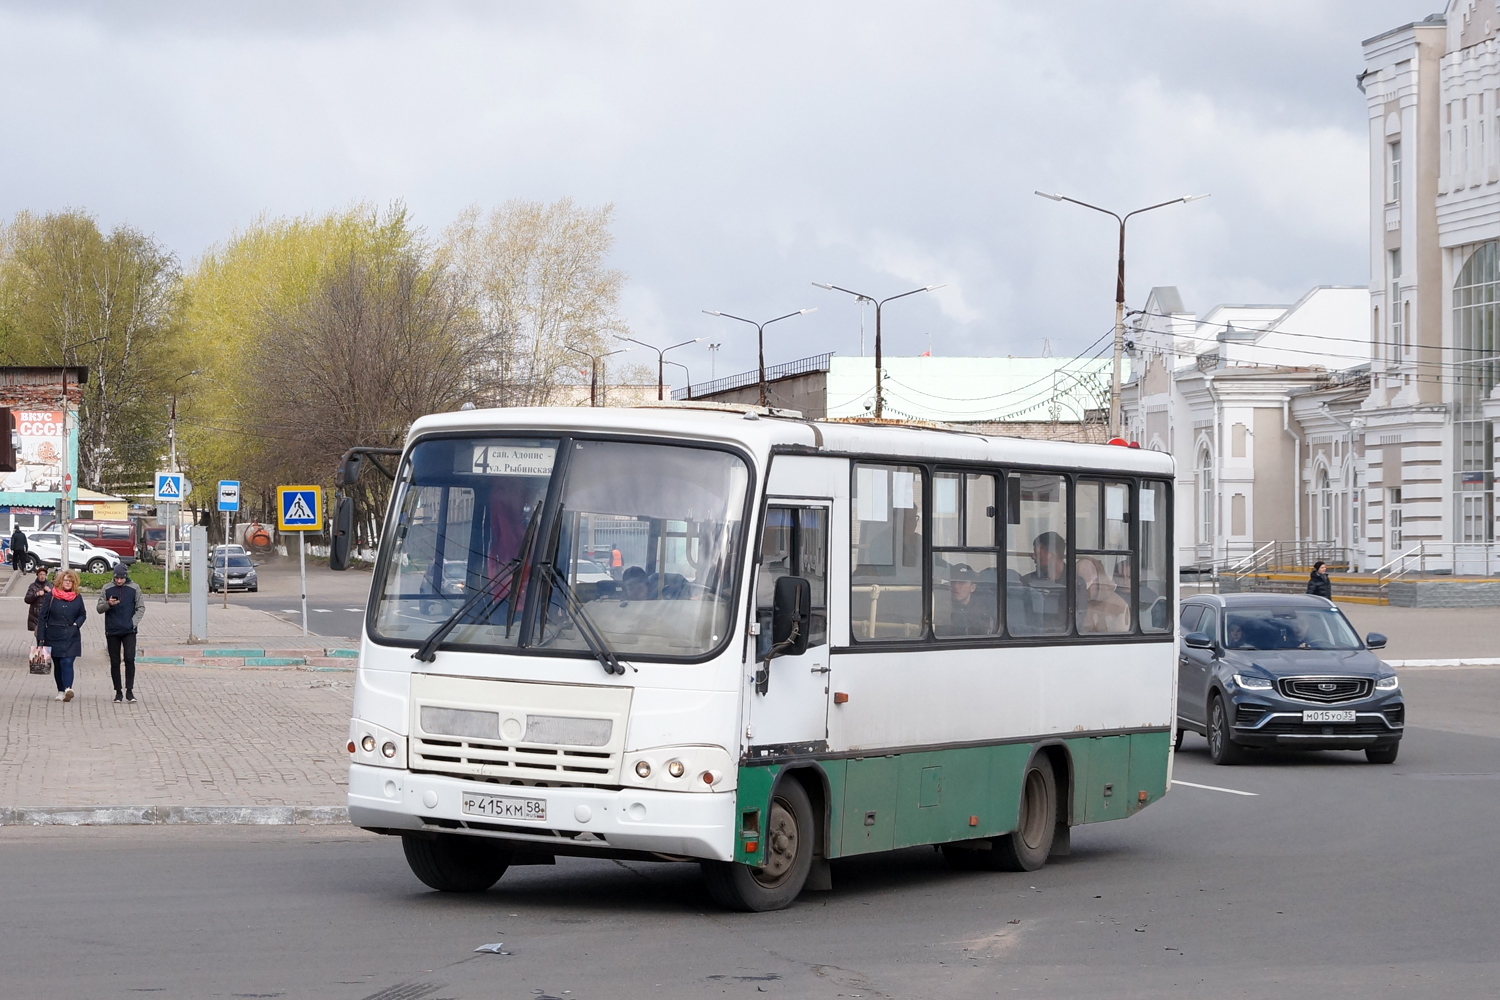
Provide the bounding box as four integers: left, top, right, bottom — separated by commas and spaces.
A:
155, 471, 184, 503
218, 480, 241, 512
277, 486, 321, 531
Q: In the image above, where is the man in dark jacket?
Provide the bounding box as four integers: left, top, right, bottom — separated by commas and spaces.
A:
98, 565, 146, 703
24, 566, 50, 631
10, 524, 28, 569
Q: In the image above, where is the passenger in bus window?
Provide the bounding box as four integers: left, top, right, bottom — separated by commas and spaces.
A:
1017, 531, 1068, 634
1077, 556, 1128, 633
945, 564, 995, 636
621, 566, 649, 602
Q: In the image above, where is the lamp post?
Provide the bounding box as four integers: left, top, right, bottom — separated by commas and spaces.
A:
165, 368, 202, 587
57, 334, 109, 573
811, 284, 942, 419
1034, 190, 1208, 438
663, 359, 693, 399
701, 309, 815, 407
564, 346, 628, 407
617, 336, 704, 401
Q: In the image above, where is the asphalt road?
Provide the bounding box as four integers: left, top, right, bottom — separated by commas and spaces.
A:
224, 558, 372, 638
3, 702, 1499, 999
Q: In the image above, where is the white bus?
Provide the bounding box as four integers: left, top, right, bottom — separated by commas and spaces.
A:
345, 405, 1177, 911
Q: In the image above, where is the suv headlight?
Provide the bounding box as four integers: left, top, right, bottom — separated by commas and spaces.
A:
1375, 675, 1399, 691
1233, 673, 1273, 691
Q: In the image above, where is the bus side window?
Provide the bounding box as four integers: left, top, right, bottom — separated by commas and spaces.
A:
1006, 472, 1069, 636
851, 465, 925, 641
758, 506, 828, 656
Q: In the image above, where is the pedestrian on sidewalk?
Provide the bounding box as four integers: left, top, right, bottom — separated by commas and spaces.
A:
10, 523, 28, 570
37, 569, 85, 702
98, 564, 145, 703
1307, 561, 1333, 600
24, 565, 50, 630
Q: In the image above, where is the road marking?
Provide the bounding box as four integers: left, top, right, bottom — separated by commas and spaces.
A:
1172, 779, 1258, 797
313, 608, 333, 613
281, 609, 298, 614
344, 608, 364, 613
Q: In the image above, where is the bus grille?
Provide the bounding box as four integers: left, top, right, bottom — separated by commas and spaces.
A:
1277, 677, 1372, 703
411, 736, 617, 783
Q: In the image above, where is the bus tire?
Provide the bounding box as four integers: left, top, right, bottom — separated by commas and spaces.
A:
702, 780, 814, 912
1208, 695, 1246, 766
990, 760, 1057, 872
401, 833, 511, 892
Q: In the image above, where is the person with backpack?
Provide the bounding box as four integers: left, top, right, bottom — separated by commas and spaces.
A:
98, 564, 146, 703
37, 569, 86, 702
1306, 561, 1333, 600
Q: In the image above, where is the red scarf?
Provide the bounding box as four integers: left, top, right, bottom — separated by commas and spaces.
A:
52, 589, 78, 602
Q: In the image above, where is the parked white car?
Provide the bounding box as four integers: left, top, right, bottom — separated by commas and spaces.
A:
20, 532, 119, 575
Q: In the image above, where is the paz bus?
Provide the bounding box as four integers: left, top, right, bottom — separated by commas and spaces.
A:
343, 404, 1177, 911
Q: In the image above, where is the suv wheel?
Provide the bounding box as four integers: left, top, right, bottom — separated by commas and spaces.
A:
19, 554, 38, 574
1366, 743, 1399, 765
86, 558, 111, 575
1208, 695, 1247, 766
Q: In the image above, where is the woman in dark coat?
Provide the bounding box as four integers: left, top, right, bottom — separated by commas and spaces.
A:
1306, 561, 1333, 600
37, 569, 86, 702
23, 566, 50, 631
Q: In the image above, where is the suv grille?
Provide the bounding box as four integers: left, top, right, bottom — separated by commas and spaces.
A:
1255, 716, 1395, 736
1277, 677, 1372, 703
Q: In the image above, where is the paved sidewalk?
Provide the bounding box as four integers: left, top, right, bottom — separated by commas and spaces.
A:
0, 594, 355, 815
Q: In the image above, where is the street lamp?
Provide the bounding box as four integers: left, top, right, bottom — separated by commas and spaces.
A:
811, 284, 943, 419
663, 359, 693, 399
57, 334, 110, 573
564, 346, 629, 407
164, 368, 202, 589
1034, 190, 1209, 438
702, 309, 816, 407
617, 336, 704, 401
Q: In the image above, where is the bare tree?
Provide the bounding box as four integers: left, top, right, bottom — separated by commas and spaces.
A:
248, 248, 478, 535
443, 199, 627, 406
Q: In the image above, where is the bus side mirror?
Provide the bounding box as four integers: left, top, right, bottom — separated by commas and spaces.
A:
771, 576, 811, 659
1366, 632, 1387, 650
336, 453, 363, 488
329, 496, 354, 571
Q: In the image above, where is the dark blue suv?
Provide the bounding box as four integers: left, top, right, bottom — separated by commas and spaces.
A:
1176, 594, 1403, 765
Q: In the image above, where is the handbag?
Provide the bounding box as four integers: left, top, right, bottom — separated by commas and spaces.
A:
29, 643, 51, 675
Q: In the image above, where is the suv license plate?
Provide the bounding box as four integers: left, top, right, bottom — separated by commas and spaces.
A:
1303, 709, 1356, 723
462, 792, 546, 822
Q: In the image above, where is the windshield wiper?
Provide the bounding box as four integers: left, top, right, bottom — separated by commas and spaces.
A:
541, 564, 629, 676
412, 500, 545, 663
411, 558, 521, 663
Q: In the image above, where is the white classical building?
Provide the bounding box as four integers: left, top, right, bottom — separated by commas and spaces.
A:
1121, 286, 1372, 570
1359, 2, 1500, 574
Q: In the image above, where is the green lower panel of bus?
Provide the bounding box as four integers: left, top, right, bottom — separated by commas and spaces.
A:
734, 730, 1170, 865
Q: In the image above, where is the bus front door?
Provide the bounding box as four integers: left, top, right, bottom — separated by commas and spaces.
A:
749, 503, 831, 750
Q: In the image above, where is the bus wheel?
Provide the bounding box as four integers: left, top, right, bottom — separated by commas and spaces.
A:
702, 780, 814, 912
990, 760, 1057, 872
401, 833, 511, 892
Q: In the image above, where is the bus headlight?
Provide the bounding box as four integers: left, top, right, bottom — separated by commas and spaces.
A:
349, 719, 405, 769
623, 746, 735, 792
361, 735, 377, 753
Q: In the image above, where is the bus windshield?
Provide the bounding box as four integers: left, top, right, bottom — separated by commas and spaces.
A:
371, 435, 749, 661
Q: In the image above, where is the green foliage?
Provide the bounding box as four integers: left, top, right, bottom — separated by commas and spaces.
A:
77, 563, 171, 594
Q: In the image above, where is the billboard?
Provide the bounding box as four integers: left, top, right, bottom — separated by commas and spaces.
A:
1, 411, 67, 494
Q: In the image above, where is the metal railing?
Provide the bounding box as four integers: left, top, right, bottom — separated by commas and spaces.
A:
670, 352, 834, 401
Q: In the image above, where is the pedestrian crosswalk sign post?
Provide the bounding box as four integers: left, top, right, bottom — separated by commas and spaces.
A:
155, 471, 185, 503
277, 486, 321, 531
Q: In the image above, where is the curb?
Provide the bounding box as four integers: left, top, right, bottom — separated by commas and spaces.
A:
0, 805, 350, 827
1387, 658, 1500, 669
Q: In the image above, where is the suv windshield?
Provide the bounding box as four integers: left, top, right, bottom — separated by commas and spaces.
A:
1224, 607, 1361, 651
372, 435, 749, 661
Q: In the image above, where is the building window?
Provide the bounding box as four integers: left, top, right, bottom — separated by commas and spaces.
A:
1389, 249, 1402, 360
1389, 487, 1403, 552
1452, 243, 1500, 543
1197, 449, 1214, 544
1319, 469, 1333, 542
1389, 140, 1402, 202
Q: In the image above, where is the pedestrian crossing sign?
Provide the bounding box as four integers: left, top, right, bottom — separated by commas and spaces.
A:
277, 486, 322, 531
155, 471, 184, 503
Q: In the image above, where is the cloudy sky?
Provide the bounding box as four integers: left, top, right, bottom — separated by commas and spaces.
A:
0, 1, 1431, 384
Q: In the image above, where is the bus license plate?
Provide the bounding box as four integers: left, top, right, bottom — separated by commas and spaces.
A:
1302, 709, 1355, 723
462, 792, 547, 822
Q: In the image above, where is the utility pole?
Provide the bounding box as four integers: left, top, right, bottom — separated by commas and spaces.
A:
813, 284, 943, 419
1034, 190, 1208, 438
564, 346, 628, 407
